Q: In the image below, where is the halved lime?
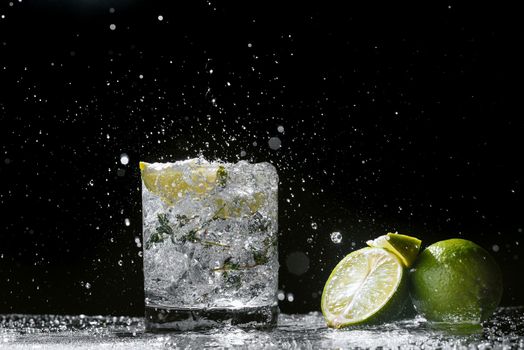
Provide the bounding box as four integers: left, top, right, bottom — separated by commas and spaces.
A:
321, 247, 408, 328
366, 233, 422, 268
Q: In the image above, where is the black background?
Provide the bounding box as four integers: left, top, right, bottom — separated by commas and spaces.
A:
0, 1, 522, 316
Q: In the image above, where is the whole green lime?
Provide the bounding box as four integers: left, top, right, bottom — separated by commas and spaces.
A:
410, 239, 503, 323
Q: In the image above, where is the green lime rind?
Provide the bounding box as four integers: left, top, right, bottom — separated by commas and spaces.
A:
410, 238, 503, 324
321, 247, 409, 328
366, 232, 422, 268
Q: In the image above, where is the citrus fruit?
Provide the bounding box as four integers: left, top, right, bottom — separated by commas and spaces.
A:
366, 232, 422, 268
410, 238, 503, 324
213, 192, 266, 219
139, 161, 226, 205
321, 247, 409, 328
140, 161, 266, 217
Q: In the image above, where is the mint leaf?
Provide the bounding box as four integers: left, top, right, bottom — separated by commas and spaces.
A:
216, 165, 228, 187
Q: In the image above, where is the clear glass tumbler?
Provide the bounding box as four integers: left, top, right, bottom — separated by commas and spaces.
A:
140, 158, 279, 331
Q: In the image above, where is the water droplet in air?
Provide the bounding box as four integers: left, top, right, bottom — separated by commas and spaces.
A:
277, 125, 285, 133
287, 293, 294, 302
85, 282, 91, 289
268, 137, 281, 150
158, 15, 164, 21
124, 218, 130, 226
109, 24, 116, 31
492, 244, 500, 252
311, 222, 318, 230
118, 260, 123, 266
286, 251, 310, 275
120, 153, 129, 165
277, 290, 285, 301
331, 231, 342, 244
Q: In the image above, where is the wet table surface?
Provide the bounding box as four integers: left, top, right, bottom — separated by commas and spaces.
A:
1, 307, 523, 349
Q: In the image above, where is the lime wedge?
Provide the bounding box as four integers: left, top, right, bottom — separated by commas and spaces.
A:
139, 161, 226, 205
213, 192, 266, 219
366, 233, 421, 268
321, 247, 408, 328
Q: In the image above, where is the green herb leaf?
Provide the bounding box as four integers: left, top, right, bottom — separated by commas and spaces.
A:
184, 229, 198, 243
253, 251, 269, 265
146, 232, 164, 249
216, 165, 228, 187
156, 214, 174, 236
223, 258, 240, 271
175, 214, 193, 227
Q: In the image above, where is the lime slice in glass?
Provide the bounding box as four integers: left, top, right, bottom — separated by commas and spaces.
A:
139, 161, 226, 205
213, 192, 266, 219
321, 247, 408, 328
366, 233, 422, 268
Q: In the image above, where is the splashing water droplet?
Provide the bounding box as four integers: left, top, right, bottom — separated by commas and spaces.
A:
331, 231, 342, 244
120, 153, 129, 165
268, 137, 281, 150
311, 222, 318, 230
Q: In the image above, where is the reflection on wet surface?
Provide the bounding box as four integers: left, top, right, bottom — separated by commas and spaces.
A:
1, 307, 523, 349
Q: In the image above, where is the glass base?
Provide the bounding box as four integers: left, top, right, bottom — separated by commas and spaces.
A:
145, 304, 279, 332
